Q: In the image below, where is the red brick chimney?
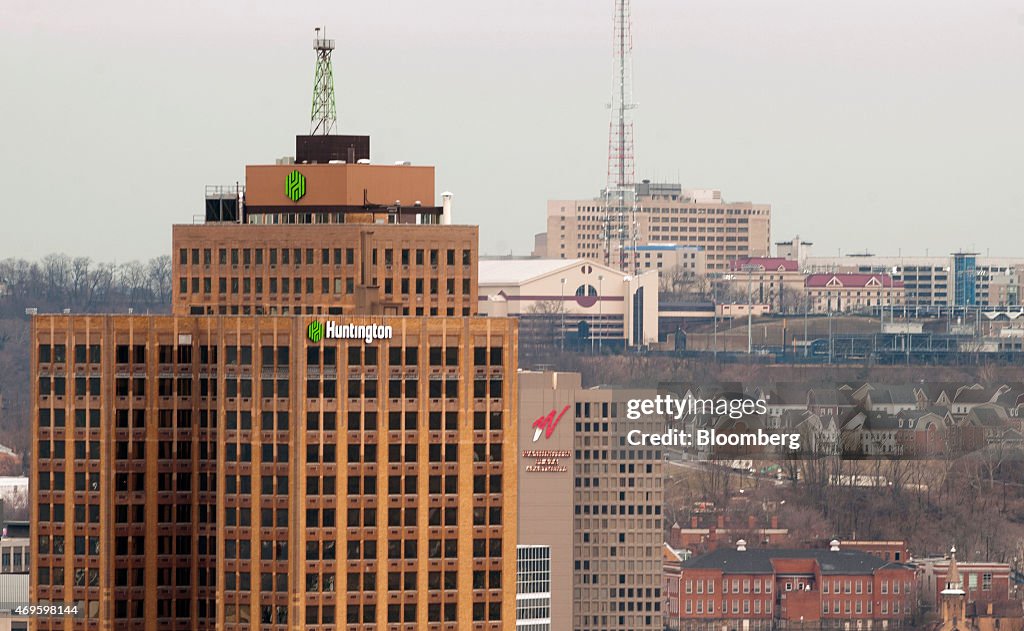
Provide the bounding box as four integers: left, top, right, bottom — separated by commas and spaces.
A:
748, 515, 756, 530
717, 515, 725, 529
691, 516, 698, 528
771, 516, 779, 529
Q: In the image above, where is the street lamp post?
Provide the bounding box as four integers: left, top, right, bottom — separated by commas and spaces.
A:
804, 292, 809, 359
741, 264, 758, 355
749, 271, 753, 354
560, 278, 566, 352
713, 275, 718, 360
598, 274, 604, 353
823, 290, 831, 364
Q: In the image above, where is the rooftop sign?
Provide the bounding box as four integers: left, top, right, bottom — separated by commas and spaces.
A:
307, 321, 393, 344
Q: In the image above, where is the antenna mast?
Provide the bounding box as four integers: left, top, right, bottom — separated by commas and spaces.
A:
311, 26, 337, 135
603, 1, 639, 273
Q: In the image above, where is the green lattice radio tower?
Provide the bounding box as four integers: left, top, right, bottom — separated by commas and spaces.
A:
310, 27, 337, 135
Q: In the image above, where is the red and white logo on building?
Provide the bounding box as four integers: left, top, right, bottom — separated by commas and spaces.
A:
532, 405, 571, 442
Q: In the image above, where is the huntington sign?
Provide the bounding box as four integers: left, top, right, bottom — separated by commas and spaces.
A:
307, 321, 394, 344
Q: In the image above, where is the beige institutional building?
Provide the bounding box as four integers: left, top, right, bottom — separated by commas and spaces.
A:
517, 371, 663, 631
535, 183, 771, 274
478, 258, 659, 349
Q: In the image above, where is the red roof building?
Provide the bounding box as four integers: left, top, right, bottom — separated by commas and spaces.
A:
804, 273, 905, 313
724, 258, 805, 313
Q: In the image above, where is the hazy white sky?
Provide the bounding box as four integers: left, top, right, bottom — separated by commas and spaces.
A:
2, 0, 1022, 261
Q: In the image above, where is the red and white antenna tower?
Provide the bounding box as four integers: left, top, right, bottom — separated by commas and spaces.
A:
603, 0, 640, 273
607, 0, 636, 189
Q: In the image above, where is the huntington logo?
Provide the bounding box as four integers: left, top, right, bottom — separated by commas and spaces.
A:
285, 170, 306, 202
306, 321, 394, 344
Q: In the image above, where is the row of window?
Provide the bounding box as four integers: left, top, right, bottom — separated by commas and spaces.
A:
684, 599, 771, 616
178, 275, 471, 298
37, 344, 101, 364
178, 246, 472, 269
41, 342, 503, 367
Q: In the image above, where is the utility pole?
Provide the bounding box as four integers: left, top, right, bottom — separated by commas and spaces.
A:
712, 276, 718, 359
804, 292, 809, 359
598, 274, 604, 352
828, 290, 834, 364
560, 278, 566, 352
742, 264, 758, 355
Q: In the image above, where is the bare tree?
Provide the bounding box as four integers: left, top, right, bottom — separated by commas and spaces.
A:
41, 253, 71, 303
524, 300, 566, 354
146, 256, 172, 305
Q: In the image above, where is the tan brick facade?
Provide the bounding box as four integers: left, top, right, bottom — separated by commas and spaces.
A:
172, 224, 478, 318
31, 314, 518, 630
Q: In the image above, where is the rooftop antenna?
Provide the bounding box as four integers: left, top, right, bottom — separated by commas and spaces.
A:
311, 26, 337, 135
601, 0, 640, 274
607, 0, 637, 190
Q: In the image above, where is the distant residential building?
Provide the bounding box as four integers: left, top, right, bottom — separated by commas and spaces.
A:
850, 384, 920, 415
724, 257, 805, 313
664, 545, 688, 625
802, 253, 1024, 309
478, 258, 659, 348
666, 540, 917, 630
951, 388, 1006, 416
839, 408, 962, 458
622, 244, 707, 278
538, 183, 771, 273
804, 273, 905, 313
926, 547, 1024, 631
917, 554, 1011, 611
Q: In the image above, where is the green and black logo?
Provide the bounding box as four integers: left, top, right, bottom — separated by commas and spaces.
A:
285, 170, 306, 202
307, 321, 325, 343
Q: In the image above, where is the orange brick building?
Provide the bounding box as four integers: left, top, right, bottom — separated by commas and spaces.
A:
32, 127, 520, 630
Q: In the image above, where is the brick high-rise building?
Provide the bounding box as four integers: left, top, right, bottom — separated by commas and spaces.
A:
174, 135, 476, 319
31, 131, 519, 630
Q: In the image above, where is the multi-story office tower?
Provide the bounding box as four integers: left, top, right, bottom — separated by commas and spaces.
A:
173, 224, 478, 318
537, 184, 771, 274
517, 371, 663, 631
31, 117, 519, 631
174, 135, 477, 318
32, 314, 517, 630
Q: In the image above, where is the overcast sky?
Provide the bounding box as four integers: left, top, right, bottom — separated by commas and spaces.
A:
2, 0, 1022, 262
